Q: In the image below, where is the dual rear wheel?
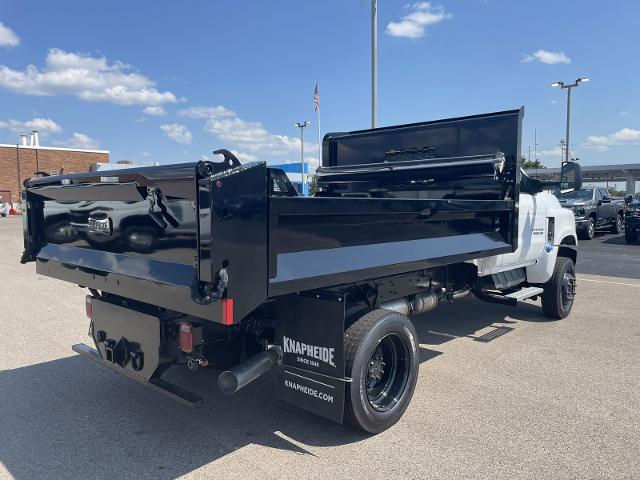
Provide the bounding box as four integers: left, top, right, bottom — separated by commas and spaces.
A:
344, 309, 419, 433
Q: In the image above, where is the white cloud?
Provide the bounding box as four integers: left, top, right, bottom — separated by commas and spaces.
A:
583, 128, 640, 151
521, 49, 571, 65
178, 105, 235, 119
386, 2, 452, 39
539, 143, 576, 159
0, 48, 178, 106
539, 146, 563, 158
160, 123, 192, 144
54, 132, 100, 149
229, 150, 258, 162
182, 105, 318, 167
143, 106, 167, 116
586, 145, 608, 152
620, 111, 629, 117
0, 22, 20, 48
0, 117, 63, 134
203, 150, 258, 163
198, 108, 317, 157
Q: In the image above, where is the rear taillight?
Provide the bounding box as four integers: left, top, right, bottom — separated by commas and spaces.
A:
221, 298, 234, 326
179, 322, 193, 353
85, 295, 93, 319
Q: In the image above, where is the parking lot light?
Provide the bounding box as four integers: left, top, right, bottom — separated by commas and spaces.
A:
550, 77, 590, 164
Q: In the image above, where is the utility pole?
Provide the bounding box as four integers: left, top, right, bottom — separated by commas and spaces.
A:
550, 77, 590, 164
534, 128, 538, 161
371, 0, 378, 128
294, 121, 311, 195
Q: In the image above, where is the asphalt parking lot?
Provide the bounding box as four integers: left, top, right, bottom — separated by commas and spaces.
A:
576, 230, 640, 279
1, 216, 638, 480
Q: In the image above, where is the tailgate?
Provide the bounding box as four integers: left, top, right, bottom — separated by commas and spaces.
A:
22, 160, 269, 324
22, 163, 215, 319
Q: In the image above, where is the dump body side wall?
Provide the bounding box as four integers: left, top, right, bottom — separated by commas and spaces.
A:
267, 196, 514, 297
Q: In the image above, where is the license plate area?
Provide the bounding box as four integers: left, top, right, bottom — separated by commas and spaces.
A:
91, 299, 161, 380
88, 217, 112, 235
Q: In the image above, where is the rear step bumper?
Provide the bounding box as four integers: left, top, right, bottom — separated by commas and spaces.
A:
72, 343, 204, 407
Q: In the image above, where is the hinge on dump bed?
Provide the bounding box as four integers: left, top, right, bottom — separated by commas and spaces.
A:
190, 267, 229, 305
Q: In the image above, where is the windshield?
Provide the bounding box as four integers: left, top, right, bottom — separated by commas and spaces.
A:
555, 189, 592, 201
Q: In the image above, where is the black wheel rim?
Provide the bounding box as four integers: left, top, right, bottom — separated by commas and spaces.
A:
561, 270, 576, 310
617, 217, 622, 231
366, 334, 410, 412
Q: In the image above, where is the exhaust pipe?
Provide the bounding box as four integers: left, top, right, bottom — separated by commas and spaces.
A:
380, 290, 440, 316
218, 346, 282, 395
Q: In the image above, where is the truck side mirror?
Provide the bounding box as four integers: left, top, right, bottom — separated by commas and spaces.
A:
560, 161, 582, 192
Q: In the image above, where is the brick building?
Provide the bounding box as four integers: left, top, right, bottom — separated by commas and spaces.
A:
0, 134, 109, 206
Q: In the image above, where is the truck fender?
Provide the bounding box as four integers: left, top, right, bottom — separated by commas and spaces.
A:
526, 234, 577, 284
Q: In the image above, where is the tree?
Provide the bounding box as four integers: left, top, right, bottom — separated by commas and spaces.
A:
520, 157, 546, 170
307, 174, 319, 196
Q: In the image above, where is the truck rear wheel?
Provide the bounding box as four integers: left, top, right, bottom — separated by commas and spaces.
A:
344, 309, 419, 433
541, 257, 576, 319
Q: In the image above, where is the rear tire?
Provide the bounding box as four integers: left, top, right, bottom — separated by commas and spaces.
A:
541, 256, 576, 319
611, 214, 623, 234
344, 309, 419, 433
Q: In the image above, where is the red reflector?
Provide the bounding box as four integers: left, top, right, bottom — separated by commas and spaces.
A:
221, 298, 234, 325
85, 295, 93, 319
179, 322, 193, 353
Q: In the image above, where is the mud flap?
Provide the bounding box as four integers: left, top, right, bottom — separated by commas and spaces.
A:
274, 292, 346, 424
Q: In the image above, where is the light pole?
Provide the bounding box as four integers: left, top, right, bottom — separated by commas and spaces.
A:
371, 0, 378, 128
294, 121, 311, 195
550, 77, 590, 164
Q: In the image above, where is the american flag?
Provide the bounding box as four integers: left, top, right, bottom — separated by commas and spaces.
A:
313, 81, 319, 112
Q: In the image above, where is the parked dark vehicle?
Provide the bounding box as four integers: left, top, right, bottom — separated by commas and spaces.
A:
20, 109, 581, 433
555, 187, 625, 239
625, 199, 640, 243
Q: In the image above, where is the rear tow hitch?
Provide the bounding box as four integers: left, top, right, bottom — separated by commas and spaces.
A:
186, 355, 209, 372
97, 331, 144, 372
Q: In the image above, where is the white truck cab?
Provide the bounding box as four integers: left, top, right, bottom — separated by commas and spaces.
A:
471, 162, 581, 319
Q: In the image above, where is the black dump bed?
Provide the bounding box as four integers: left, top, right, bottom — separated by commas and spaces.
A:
22, 109, 522, 324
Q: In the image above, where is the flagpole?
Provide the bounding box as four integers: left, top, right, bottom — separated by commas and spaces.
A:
316, 77, 322, 168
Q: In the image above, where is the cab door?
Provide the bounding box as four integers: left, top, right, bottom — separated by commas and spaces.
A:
498, 192, 547, 267
597, 188, 614, 224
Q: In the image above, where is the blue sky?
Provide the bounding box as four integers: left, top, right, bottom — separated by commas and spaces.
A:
0, 0, 638, 171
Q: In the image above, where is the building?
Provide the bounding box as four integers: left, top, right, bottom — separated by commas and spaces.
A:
0, 131, 109, 205
271, 162, 310, 195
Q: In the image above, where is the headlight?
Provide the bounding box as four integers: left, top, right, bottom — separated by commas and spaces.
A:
573, 207, 586, 217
